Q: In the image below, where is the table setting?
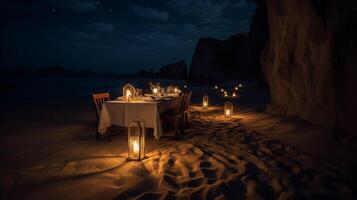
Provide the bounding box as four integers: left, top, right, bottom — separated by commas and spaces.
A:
97, 82, 181, 139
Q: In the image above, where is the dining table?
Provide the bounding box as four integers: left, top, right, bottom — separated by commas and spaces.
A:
97, 96, 178, 139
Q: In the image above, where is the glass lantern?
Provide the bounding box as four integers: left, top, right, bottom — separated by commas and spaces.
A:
224, 91, 228, 97
224, 101, 233, 117
123, 83, 136, 102
127, 120, 146, 161
202, 95, 209, 109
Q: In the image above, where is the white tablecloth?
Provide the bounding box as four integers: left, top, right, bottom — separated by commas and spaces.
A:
97, 99, 177, 139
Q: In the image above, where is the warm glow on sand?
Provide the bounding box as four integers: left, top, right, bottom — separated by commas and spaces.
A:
226, 110, 230, 116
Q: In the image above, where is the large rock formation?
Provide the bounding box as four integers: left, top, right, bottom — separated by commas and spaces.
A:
157, 59, 188, 80
189, 0, 268, 83
189, 35, 247, 82
262, 0, 357, 135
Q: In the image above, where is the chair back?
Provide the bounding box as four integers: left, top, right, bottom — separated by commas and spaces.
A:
174, 94, 184, 115
184, 91, 192, 111
92, 92, 110, 119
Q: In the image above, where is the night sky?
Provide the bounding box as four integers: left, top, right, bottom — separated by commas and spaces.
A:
0, 0, 256, 74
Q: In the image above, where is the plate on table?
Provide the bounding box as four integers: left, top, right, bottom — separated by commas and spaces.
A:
143, 96, 157, 102
154, 97, 165, 101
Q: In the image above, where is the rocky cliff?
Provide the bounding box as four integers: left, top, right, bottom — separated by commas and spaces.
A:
262, 0, 357, 136
189, 0, 268, 83
157, 59, 188, 80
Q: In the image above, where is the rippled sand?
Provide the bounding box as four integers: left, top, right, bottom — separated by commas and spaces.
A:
1, 106, 355, 199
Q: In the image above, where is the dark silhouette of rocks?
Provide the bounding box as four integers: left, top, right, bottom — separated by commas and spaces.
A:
157, 59, 188, 80
136, 60, 188, 80
189, 0, 268, 83
262, 0, 357, 136
136, 69, 155, 78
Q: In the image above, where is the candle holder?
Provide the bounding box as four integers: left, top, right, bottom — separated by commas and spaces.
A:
127, 120, 146, 161
123, 83, 136, 102
224, 101, 233, 117
202, 95, 209, 109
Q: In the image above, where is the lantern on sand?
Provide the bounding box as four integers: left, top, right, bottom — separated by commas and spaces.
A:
202, 95, 209, 109
224, 102, 233, 117
127, 120, 146, 161
123, 83, 136, 102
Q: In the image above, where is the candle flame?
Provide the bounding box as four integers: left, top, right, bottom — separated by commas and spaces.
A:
126, 90, 131, 97
133, 141, 139, 154
226, 110, 230, 116
153, 88, 158, 94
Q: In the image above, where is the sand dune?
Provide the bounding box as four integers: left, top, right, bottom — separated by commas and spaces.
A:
1, 106, 355, 199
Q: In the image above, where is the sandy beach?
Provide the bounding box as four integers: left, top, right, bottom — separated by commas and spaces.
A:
1, 83, 356, 200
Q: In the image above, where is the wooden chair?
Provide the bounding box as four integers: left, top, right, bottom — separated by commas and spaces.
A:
183, 91, 192, 128
160, 94, 185, 137
92, 92, 110, 140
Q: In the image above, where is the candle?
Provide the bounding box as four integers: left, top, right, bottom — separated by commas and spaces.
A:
204, 101, 207, 106
126, 90, 132, 101
132, 140, 139, 157
226, 110, 230, 116
153, 88, 158, 95
232, 92, 236, 97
